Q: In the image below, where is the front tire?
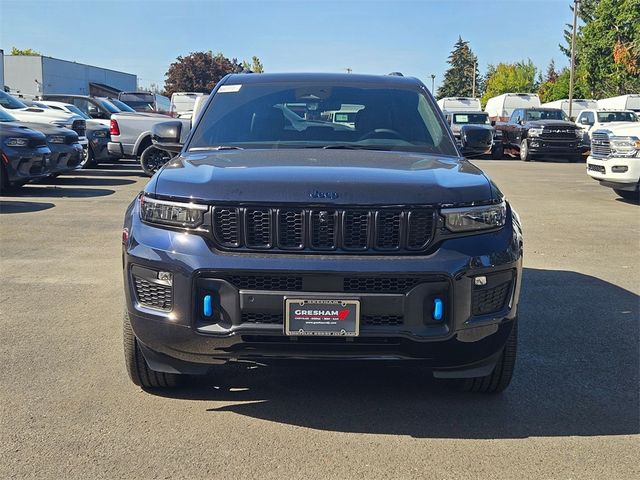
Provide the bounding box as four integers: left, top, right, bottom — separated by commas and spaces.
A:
491, 143, 504, 159
123, 310, 180, 388
519, 139, 531, 162
449, 320, 518, 394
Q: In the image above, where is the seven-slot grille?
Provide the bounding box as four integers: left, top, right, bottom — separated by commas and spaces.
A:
212, 206, 435, 253
591, 131, 611, 158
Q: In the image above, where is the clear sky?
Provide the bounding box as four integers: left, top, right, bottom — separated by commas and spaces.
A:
1, 0, 576, 91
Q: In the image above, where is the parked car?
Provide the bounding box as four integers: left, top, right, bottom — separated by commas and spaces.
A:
574, 109, 639, 151
33, 100, 113, 167
597, 94, 640, 113
0, 109, 51, 192
586, 123, 640, 201
540, 99, 597, 120
485, 93, 541, 123
41, 94, 122, 126
122, 72, 523, 393
0, 91, 87, 141
494, 107, 582, 161
437, 97, 482, 112
118, 92, 171, 114
107, 111, 190, 164
170, 92, 204, 117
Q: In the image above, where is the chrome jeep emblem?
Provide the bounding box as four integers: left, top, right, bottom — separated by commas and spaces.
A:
309, 190, 339, 200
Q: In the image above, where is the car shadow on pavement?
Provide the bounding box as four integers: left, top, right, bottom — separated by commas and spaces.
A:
151, 268, 639, 439
73, 161, 147, 178
40, 176, 137, 187
1, 185, 115, 198
0, 200, 55, 214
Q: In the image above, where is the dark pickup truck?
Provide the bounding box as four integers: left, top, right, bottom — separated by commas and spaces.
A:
122, 73, 523, 394
494, 108, 583, 162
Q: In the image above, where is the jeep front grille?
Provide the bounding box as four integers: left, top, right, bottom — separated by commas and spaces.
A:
591, 132, 611, 158
211, 206, 435, 253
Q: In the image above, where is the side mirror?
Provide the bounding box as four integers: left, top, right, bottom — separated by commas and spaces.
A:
151, 121, 183, 153
580, 117, 591, 125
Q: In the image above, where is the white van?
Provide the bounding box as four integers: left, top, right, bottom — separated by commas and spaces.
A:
170, 92, 204, 117
484, 93, 541, 122
437, 97, 481, 113
541, 99, 597, 119
597, 95, 640, 112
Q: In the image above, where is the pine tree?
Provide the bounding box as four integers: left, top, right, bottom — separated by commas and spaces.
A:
436, 36, 479, 99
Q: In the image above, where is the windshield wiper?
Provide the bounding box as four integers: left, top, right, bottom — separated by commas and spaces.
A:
189, 145, 244, 151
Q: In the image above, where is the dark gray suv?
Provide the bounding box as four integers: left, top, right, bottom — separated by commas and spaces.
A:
122, 73, 523, 393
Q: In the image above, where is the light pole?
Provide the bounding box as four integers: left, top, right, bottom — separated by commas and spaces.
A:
472, 59, 477, 98
430, 74, 436, 94
568, 0, 580, 119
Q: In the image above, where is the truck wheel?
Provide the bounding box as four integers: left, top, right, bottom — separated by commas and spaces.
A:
519, 140, 531, 162
491, 144, 504, 160
123, 310, 180, 388
140, 146, 171, 177
447, 320, 517, 394
613, 189, 640, 202
83, 146, 97, 169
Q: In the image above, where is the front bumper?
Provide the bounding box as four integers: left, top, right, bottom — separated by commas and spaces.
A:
526, 138, 581, 156
91, 136, 111, 161
123, 201, 523, 376
586, 155, 640, 190
1, 145, 51, 184
49, 142, 84, 174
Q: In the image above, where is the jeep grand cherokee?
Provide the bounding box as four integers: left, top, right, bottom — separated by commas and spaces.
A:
122, 73, 523, 393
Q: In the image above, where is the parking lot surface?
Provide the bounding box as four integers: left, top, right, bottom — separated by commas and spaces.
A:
1, 159, 638, 479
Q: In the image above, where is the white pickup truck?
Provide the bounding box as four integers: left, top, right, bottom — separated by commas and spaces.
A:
107, 112, 190, 160
586, 123, 640, 201
575, 109, 638, 150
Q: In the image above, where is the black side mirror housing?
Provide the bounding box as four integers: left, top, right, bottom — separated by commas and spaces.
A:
151, 121, 183, 153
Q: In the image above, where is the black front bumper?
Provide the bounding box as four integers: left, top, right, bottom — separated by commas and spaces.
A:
49, 143, 84, 174
123, 202, 523, 377
2, 145, 51, 184
526, 138, 580, 156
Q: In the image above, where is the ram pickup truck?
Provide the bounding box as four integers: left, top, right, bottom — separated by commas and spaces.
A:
122, 73, 523, 394
494, 107, 582, 162
586, 124, 640, 201
575, 109, 638, 151
107, 112, 190, 160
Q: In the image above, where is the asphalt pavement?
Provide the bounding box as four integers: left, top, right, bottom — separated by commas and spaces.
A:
1, 158, 638, 479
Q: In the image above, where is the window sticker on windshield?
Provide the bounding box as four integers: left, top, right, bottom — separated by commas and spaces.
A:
218, 85, 242, 93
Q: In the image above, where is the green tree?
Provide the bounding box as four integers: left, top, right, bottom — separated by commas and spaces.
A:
242, 56, 264, 73
10, 47, 40, 56
436, 36, 479, 99
481, 60, 537, 105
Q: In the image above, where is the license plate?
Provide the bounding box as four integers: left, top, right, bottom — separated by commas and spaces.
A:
285, 298, 360, 337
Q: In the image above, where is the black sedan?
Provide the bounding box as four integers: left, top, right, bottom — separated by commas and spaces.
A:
0, 110, 52, 192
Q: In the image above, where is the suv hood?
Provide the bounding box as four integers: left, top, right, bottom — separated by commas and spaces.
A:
152, 149, 494, 205
0, 121, 47, 139
2, 106, 82, 127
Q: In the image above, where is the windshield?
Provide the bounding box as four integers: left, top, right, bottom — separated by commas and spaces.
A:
0, 91, 27, 109
525, 109, 567, 121
188, 82, 457, 155
0, 108, 17, 122
63, 104, 91, 119
453, 113, 489, 125
95, 99, 120, 113
119, 93, 156, 112
597, 111, 638, 123
105, 98, 135, 112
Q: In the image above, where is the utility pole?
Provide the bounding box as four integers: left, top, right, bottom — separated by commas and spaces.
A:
568, 0, 580, 119
430, 74, 436, 94
472, 59, 477, 98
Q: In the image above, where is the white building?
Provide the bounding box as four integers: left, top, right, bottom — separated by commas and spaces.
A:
4, 54, 137, 98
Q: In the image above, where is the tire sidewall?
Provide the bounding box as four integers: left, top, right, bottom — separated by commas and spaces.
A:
520, 139, 530, 161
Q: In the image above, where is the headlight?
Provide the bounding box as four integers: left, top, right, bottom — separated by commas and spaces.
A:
528, 128, 544, 137
4, 137, 29, 147
47, 135, 66, 144
442, 202, 507, 232
610, 136, 640, 157
93, 130, 108, 138
139, 195, 208, 228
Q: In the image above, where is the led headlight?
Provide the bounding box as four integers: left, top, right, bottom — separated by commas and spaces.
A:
139, 195, 208, 228
442, 202, 506, 232
93, 130, 108, 138
528, 128, 544, 137
5, 137, 29, 147
47, 135, 66, 144
610, 136, 640, 157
